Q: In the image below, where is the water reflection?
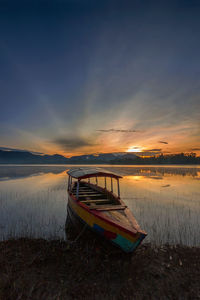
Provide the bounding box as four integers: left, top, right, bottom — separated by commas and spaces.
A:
0, 164, 200, 181
0, 165, 69, 181
0, 165, 199, 245
0, 170, 68, 240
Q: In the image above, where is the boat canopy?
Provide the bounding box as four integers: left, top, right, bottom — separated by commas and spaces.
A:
67, 167, 122, 180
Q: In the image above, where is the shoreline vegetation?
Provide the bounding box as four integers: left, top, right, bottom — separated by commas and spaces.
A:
0, 163, 199, 299
0, 149, 200, 165
0, 236, 199, 299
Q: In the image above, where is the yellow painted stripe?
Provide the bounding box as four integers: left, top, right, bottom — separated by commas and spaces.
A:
69, 197, 140, 243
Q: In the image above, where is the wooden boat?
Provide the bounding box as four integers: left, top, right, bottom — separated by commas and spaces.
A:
67, 167, 147, 253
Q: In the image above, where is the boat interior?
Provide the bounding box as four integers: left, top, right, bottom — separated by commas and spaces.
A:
71, 181, 124, 210
71, 180, 137, 229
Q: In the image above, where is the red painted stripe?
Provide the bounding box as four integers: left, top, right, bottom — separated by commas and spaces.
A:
103, 230, 117, 240
68, 192, 139, 237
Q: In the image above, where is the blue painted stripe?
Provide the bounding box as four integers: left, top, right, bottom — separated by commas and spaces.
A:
93, 223, 104, 234
113, 233, 146, 253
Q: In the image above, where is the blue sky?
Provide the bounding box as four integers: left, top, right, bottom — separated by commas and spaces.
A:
0, 0, 200, 156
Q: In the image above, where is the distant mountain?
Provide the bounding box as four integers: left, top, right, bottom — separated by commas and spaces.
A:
0, 149, 137, 164
0, 147, 43, 155
0, 149, 199, 164
0, 150, 69, 164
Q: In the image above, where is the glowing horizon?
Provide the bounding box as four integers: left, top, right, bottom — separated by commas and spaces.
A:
127, 146, 143, 153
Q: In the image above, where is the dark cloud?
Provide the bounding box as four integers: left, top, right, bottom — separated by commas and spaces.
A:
161, 184, 171, 188
191, 148, 200, 151
144, 149, 162, 152
96, 129, 139, 133
158, 141, 168, 144
52, 137, 96, 150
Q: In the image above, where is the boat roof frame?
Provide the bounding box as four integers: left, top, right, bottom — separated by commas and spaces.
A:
67, 167, 122, 180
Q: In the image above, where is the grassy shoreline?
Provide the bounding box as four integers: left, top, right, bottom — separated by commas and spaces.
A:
0, 237, 199, 300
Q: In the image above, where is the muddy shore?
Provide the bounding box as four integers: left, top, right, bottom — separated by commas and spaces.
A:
0, 237, 199, 300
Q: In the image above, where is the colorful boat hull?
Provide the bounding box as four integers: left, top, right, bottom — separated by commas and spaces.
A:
67, 194, 146, 253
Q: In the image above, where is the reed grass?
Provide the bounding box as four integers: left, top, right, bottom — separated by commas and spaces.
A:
124, 194, 200, 246
0, 188, 67, 241
0, 166, 199, 246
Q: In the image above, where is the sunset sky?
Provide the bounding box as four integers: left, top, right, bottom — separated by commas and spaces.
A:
0, 0, 200, 157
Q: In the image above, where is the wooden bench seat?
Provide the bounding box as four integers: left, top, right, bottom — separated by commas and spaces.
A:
78, 192, 101, 194
72, 189, 93, 192
80, 199, 110, 204
90, 205, 127, 211
78, 194, 103, 198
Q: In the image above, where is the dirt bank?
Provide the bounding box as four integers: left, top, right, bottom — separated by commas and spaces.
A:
0, 237, 199, 300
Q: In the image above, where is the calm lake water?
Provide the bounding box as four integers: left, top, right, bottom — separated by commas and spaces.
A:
0, 165, 200, 246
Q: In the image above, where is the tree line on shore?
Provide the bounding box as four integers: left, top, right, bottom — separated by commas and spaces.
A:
111, 153, 200, 165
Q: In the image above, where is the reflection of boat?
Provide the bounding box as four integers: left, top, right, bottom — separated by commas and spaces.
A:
67, 168, 147, 253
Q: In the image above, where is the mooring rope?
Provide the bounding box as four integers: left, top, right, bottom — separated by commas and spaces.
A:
65, 223, 88, 245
